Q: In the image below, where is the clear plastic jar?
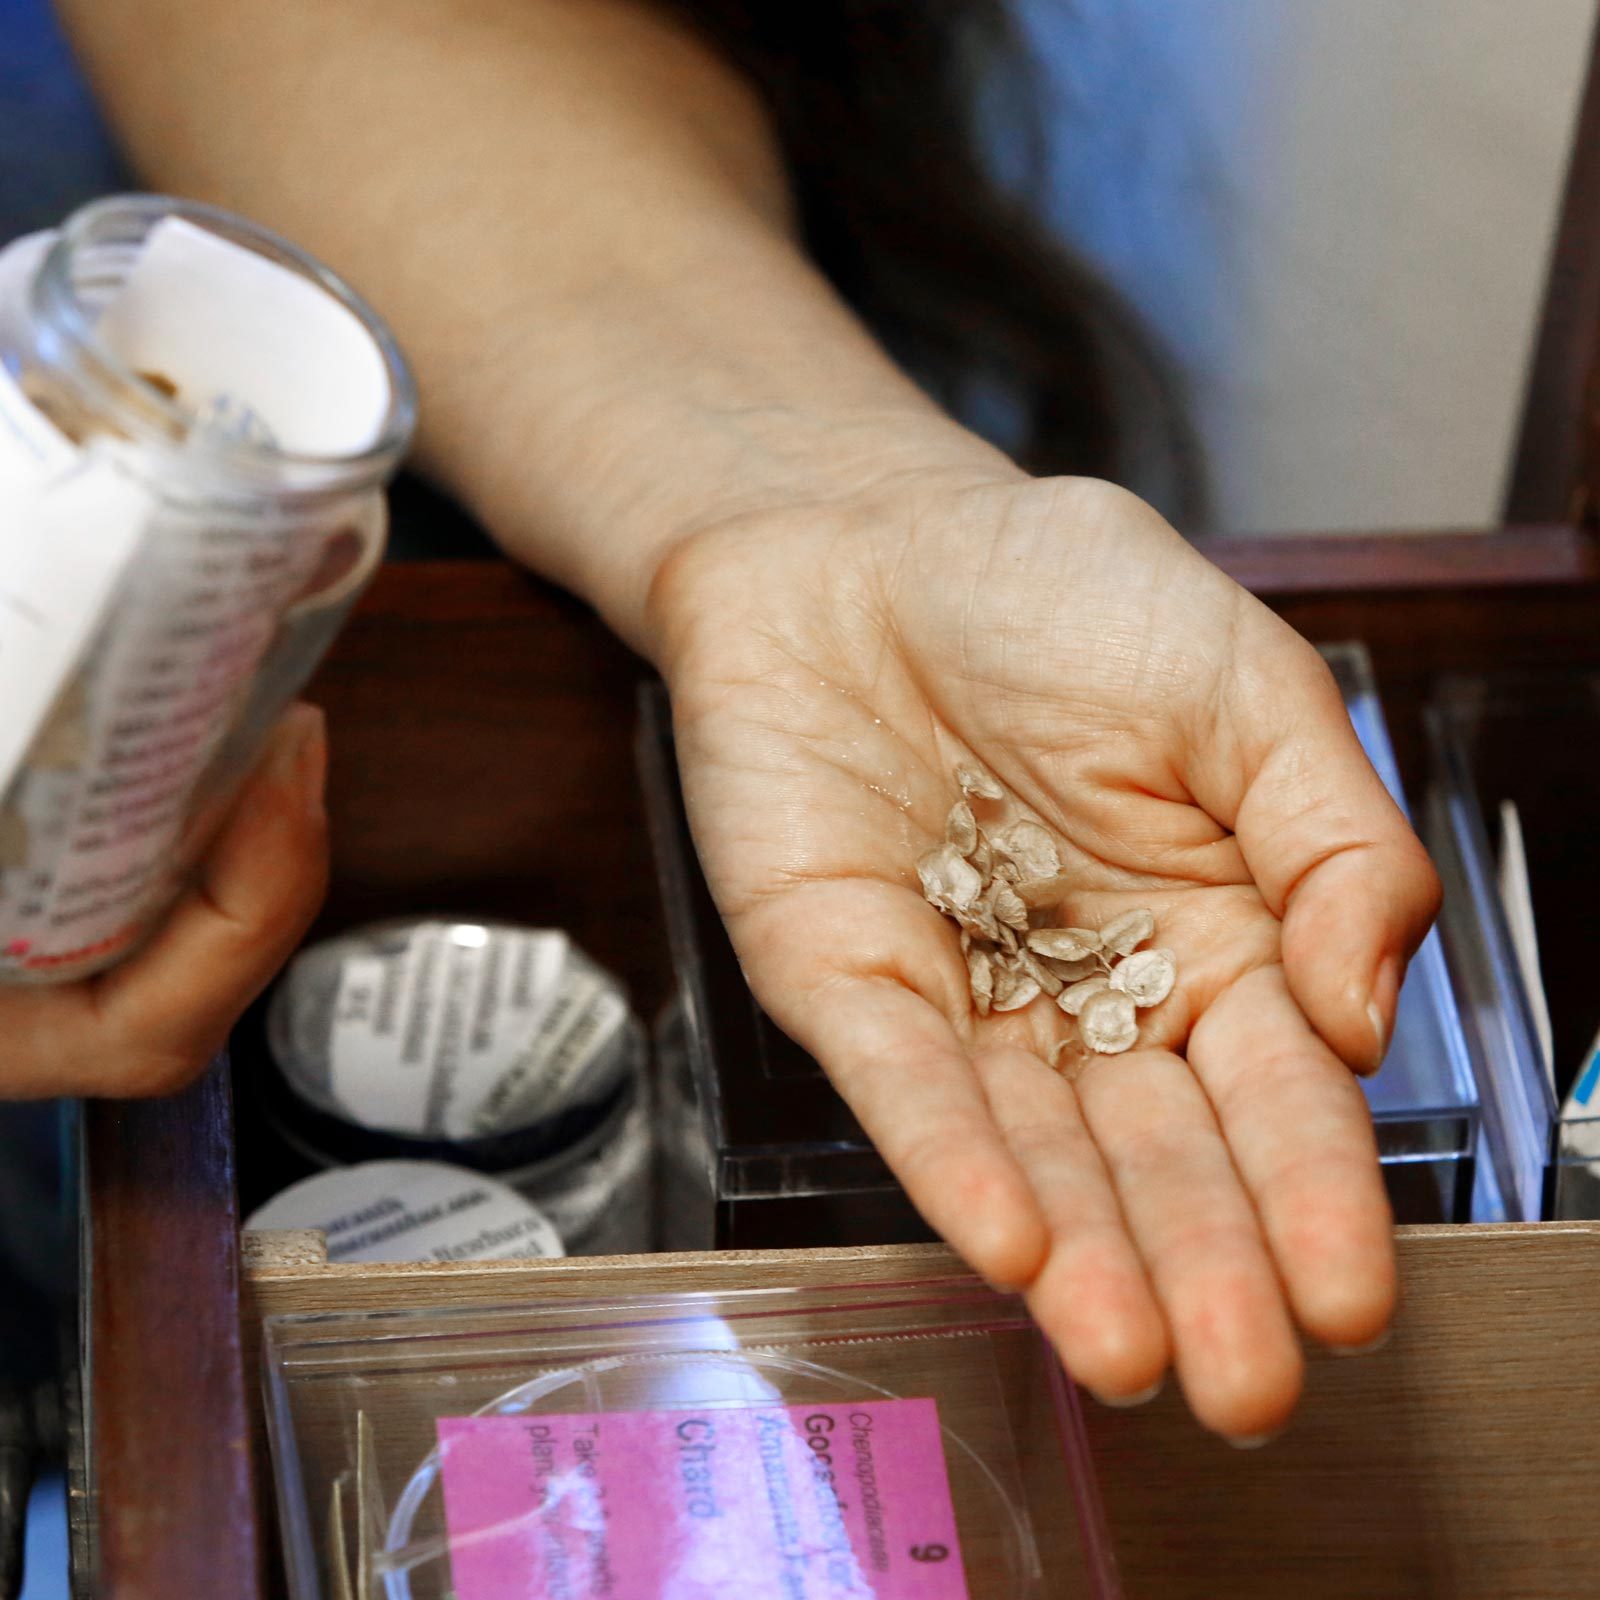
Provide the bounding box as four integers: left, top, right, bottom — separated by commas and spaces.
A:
0, 196, 415, 981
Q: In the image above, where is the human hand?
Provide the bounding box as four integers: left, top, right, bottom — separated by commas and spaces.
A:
648, 471, 1439, 1442
1, 703, 329, 1099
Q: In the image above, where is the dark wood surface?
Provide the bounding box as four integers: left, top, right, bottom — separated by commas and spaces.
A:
82, 1059, 263, 1599
298, 563, 668, 1009
1203, 522, 1600, 593
1505, 14, 1600, 525
80, 536, 1600, 1597
1083, 1223, 1600, 1600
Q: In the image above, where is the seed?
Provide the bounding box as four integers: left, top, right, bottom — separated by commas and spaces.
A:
1100, 908, 1156, 958
1109, 948, 1177, 1008
1058, 973, 1111, 1017
1039, 952, 1100, 982
917, 785, 1176, 1033
966, 945, 994, 1016
955, 763, 1005, 801
1017, 948, 1064, 997
1026, 927, 1102, 962
990, 883, 1029, 932
991, 965, 1042, 1013
917, 845, 984, 914
1080, 989, 1139, 1054
945, 800, 978, 855
989, 820, 1061, 881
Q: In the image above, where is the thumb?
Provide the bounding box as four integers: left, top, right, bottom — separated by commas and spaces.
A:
1212, 644, 1440, 1074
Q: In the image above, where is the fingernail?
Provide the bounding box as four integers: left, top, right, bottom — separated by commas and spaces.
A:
1224, 1428, 1282, 1450
272, 703, 327, 820
1329, 1327, 1392, 1357
1359, 955, 1401, 1075
1090, 1379, 1164, 1410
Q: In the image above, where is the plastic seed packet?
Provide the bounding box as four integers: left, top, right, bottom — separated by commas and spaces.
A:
264, 1279, 1123, 1599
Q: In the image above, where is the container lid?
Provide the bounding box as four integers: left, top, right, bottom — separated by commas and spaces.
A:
266, 919, 638, 1142
263, 1277, 1121, 1599
244, 1160, 564, 1264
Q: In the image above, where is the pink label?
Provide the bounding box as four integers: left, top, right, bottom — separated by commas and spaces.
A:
437, 1399, 971, 1599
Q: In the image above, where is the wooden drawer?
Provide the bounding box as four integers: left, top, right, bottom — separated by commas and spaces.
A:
82, 542, 1600, 1599
243, 1222, 1600, 1600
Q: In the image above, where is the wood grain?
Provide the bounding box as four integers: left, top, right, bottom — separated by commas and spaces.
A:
245, 1225, 1600, 1600
298, 562, 669, 1013
83, 1058, 263, 1598
1203, 522, 1600, 594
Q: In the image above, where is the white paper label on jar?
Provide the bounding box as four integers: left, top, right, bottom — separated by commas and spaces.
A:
0, 233, 153, 810
0, 215, 396, 977
0, 459, 151, 808
0, 501, 313, 972
328, 926, 631, 1140
244, 1160, 565, 1263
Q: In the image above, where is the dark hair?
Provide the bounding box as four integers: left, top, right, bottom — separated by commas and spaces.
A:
658, 0, 1205, 527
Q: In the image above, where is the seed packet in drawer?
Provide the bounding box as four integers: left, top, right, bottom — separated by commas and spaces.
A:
262, 1277, 1121, 1599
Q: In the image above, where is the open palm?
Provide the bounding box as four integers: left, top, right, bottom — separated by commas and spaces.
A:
653, 473, 1438, 1441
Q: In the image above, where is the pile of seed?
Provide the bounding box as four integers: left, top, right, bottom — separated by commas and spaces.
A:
916, 765, 1177, 1057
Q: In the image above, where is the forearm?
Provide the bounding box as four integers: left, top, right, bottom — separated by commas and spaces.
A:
58, 0, 1008, 652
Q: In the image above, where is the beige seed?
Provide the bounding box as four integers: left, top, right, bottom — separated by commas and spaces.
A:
917, 845, 984, 914
1025, 927, 1102, 962
995, 923, 1019, 954
1040, 952, 1100, 982
991, 965, 1042, 1013
945, 800, 978, 856
990, 883, 1029, 932
1017, 948, 1064, 998
970, 836, 995, 878
954, 893, 1004, 941
955, 763, 1005, 802
1100, 908, 1156, 958
1109, 948, 1177, 1008
1080, 989, 1139, 1054
1058, 973, 1111, 1017
989, 820, 1061, 881
966, 945, 995, 1016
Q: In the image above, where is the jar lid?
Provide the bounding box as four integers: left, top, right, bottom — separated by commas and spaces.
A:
266, 919, 639, 1141
244, 1160, 564, 1264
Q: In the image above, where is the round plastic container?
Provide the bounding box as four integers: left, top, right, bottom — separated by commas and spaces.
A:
260, 919, 656, 1254
244, 1160, 564, 1264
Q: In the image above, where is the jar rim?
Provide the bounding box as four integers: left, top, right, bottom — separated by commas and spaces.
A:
32, 194, 418, 495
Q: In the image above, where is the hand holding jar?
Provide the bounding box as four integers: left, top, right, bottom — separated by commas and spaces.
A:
0, 199, 413, 1092
0, 701, 327, 1097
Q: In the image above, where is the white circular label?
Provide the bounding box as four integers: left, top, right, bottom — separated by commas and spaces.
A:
272, 921, 635, 1140
244, 1160, 565, 1263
